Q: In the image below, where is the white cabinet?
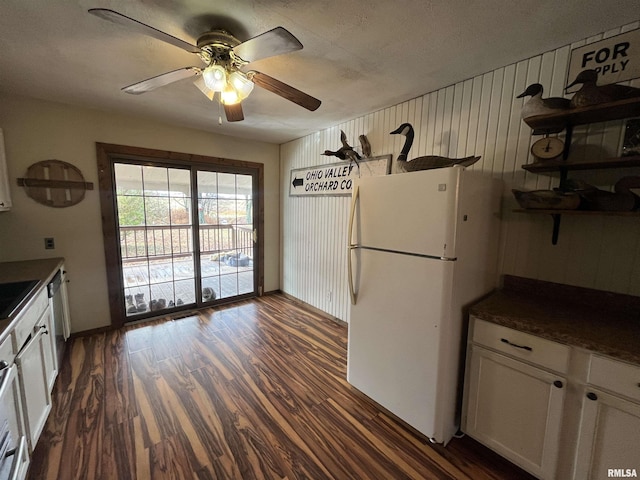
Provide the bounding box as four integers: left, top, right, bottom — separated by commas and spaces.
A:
12, 287, 53, 453
0, 128, 12, 211
463, 324, 567, 479
0, 364, 27, 455
573, 357, 640, 479
0, 333, 29, 480
464, 318, 640, 480
15, 324, 51, 452
0, 261, 68, 474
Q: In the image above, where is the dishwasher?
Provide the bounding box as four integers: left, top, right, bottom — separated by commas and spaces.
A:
47, 269, 70, 366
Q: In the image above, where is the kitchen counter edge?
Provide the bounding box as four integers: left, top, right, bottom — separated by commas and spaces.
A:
469, 275, 640, 366
0, 257, 66, 344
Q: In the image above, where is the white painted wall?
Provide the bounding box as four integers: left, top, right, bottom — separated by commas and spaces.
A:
0, 94, 280, 333
281, 22, 640, 322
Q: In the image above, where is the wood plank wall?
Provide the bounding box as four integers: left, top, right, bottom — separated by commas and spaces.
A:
281, 21, 640, 323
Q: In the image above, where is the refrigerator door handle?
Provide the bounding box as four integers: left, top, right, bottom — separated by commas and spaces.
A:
348, 246, 357, 305
348, 185, 359, 305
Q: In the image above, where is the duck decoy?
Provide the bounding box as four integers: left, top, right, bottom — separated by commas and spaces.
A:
390, 123, 480, 172
322, 130, 361, 167
359, 134, 371, 157
512, 189, 580, 210
566, 69, 640, 108
564, 177, 640, 211
516, 83, 571, 118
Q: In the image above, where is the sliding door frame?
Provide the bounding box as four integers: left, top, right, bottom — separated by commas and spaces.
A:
96, 142, 264, 328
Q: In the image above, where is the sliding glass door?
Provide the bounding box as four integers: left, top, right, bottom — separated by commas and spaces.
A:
197, 171, 255, 303
97, 143, 262, 326
115, 163, 196, 315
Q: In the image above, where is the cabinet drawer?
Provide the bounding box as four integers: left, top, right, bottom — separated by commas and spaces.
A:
588, 355, 640, 402
12, 288, 48, 351
0, 334, 14, 364
472, 318, 570, 373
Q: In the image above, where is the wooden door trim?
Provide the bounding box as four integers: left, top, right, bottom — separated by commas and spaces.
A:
96, 142, 265, 327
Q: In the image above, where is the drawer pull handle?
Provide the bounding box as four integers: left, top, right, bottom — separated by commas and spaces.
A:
586, 392, 598, 401
553, 380, 563, 388
0, 360, 8, 370
500, 338, 532, 351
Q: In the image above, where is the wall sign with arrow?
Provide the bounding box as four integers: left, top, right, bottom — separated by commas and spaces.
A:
288, 155, 391, 197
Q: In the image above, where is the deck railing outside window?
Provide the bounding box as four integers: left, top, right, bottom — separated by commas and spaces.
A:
119, 224, 253, 262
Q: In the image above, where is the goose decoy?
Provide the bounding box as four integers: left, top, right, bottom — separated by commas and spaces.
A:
566, 69, 640, 108
516, 83, 571, 119
390, 123, 480, 172
322, 130, 361, 167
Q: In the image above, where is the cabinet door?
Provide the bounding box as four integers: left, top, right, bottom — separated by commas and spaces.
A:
8, 436, 30, 480
0, 364, 27, 454
38, 307, 58, 392
463, 345, 565, 479
15, 329, 52, 451
573, 388, 640, 480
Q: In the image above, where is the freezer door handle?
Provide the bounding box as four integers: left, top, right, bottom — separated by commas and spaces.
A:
348, 185, 359, 305
348, 184, 359, 249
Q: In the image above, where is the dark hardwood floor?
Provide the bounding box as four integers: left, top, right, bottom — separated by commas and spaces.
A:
29, 294, 535, 479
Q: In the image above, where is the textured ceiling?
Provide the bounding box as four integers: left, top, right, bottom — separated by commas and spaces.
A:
0, 0, 638, 144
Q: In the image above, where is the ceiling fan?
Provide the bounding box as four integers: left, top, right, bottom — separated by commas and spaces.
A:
88, 8, 321, 123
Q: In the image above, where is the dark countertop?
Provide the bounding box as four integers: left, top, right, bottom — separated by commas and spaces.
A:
470, 275, 640, 365
0, 258, 65, 344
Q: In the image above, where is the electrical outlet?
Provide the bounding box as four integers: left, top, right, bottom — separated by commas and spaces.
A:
44, 237, 55, 249
327, 290, 332, 303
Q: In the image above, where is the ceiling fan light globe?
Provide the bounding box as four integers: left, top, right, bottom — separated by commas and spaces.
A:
203, 65, 227, 92
221, 84, 240, 105
229, 71, 254, 100
193, 76, 215, 100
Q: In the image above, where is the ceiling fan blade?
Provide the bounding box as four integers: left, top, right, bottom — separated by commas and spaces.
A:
88, 8, 202, 54
224, 103, 245, 122
123, 67, 201, 94
232, 27, 302, 63
250, 71, 321, 111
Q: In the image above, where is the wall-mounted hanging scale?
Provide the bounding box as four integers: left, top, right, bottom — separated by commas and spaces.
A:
531, 136, 564, 160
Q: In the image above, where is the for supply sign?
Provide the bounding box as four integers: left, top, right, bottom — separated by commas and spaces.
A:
289, 155, 391, 197
567, 29, 640, 92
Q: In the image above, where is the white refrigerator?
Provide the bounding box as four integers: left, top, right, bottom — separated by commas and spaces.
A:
347, 165, 501, 445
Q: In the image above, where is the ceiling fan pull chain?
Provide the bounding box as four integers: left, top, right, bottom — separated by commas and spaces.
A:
218, 99, 223, 125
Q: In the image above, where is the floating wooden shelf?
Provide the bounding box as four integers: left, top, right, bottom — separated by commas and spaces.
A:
513, 208, 640, 245
518, 98, 640, 245
522, 155, 640, 173
523, 97, 640, 132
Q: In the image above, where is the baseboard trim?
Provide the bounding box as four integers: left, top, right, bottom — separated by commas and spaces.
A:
70, 290, 345, 339
277, 291, 347, 326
